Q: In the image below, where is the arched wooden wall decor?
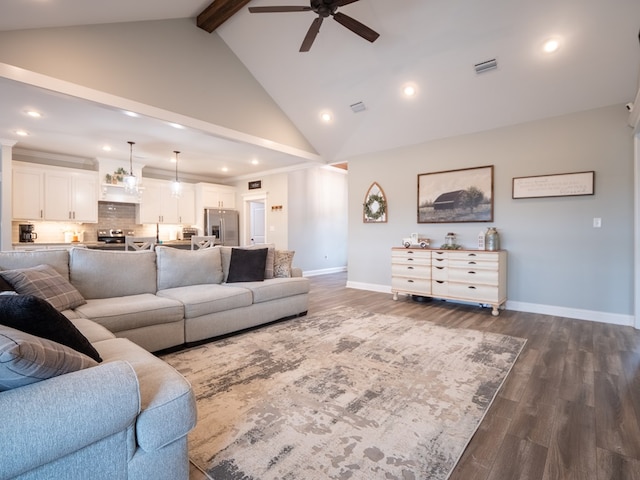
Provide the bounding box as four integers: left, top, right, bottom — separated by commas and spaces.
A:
363, 182, 388, 223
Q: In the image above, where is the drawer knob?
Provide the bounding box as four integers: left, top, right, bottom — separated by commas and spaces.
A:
468, 261, 477, 265
468, 253, 477, 257
468, 271, 476, 274
435, 266, 444, 270
407, 279, 414, 283
407, 266, 414, 270
468, 286, 477, 289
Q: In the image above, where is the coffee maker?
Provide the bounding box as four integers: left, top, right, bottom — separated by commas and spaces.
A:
19, 224, 37, 243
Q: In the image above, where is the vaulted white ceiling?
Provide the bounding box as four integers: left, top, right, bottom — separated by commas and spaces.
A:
0, 0, 638, 179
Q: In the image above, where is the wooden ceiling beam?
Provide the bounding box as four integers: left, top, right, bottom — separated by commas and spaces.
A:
197, 0, 252, 33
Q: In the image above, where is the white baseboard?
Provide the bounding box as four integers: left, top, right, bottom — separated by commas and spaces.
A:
303, 266, 348, 277
345, 281, 635, 327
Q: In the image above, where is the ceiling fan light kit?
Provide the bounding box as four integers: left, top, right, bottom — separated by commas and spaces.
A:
248, 0, 379, 52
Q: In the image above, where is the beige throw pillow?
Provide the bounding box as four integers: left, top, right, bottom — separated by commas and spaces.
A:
274, 250, 295, 278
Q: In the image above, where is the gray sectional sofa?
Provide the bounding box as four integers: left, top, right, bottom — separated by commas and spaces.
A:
0, 245, 309, 479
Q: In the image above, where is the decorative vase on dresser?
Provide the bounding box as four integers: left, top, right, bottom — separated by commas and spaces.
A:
391, 247, 507, 316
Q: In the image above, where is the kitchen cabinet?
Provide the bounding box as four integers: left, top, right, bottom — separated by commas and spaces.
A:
196, 183, 236, 209
12, 165, 44, 220
12, 162, 98, 222
44, 170, 98, 223
391, 248, 507, 316
138, 179, 195, 224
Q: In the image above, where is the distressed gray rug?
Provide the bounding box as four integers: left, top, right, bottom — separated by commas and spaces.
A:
161, 307, 525, 480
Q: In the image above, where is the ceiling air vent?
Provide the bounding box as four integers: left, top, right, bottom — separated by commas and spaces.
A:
350, 101, 367, 113
474, 59, 498, 74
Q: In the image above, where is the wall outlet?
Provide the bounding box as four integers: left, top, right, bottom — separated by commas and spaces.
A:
593, 217, 602, 228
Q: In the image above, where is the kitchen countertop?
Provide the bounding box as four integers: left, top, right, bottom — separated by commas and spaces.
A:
12, 240, 194, 249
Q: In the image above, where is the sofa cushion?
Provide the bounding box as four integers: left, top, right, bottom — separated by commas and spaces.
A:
0, 264, 87, 312
157, 284, 252, 319
227, 247, 268, 283
70, 248, 157, 299
156, 246, 223, 290
0, 295, 102, 362
0, 249, 70, 279
93, 337, 197, 452
74, 294, 184, 334
70, 317, 116, 344
0, 325, 97, 391
229, 277, 311, 304
274, 250, 296, 278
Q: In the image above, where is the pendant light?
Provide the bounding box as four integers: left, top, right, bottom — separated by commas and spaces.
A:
123, 141, 138, 194
171, 150, 181, 198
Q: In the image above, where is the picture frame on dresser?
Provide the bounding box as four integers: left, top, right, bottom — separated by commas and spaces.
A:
417, 165, 493, 223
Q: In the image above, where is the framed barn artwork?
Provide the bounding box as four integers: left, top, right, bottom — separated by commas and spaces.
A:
417, 166, 494, 223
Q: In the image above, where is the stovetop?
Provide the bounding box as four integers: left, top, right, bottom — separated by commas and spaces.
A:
97, 228, 135, 244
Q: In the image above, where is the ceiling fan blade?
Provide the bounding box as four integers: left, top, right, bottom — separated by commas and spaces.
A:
300, 16, 323, 52
332, 11, 379, 43
248, 6, 312, 13
336, 0, 360, 6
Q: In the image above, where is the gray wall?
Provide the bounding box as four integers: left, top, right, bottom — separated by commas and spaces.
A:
347, 105, 634, 321
234, 167, 348, 274
288, 168, 348, 274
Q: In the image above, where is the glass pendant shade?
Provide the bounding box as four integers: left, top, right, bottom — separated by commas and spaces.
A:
124, 141, 138, 194
171, 150, 181, 198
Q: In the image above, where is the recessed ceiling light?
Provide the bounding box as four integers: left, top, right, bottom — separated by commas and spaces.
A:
123, 110, 139, 118
402, 84, 417, 97
251, 159, 259, 165
15, 129, 29, 137
102, 145, 112, 152
25, 110, 42, 118
221, 167, 229, 173
543, 38, 560, 53
169, 122, 185, 129
320, 112, 332, 123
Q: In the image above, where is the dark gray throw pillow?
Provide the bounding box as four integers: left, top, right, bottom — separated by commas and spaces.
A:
226, 247, 268, 283
0, 295, 102, 362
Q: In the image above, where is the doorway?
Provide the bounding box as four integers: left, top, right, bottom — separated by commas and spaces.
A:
249, 200, 266, 244
242, 192, 267, 246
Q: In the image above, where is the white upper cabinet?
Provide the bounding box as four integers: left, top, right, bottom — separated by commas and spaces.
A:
12, 165, 44, 220
44, 170, 98, 223
197, 183, 236, 209
13, 162, 98, 223
137, 179, 195, 225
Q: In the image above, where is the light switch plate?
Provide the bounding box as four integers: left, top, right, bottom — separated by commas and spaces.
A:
593, 217, 602, 228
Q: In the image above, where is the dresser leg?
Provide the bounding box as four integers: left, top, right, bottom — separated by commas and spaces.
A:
491, 304, 500, 316
393, 292, 398, 301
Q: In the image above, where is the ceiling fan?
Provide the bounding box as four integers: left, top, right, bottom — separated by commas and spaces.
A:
248, 0, 380, 52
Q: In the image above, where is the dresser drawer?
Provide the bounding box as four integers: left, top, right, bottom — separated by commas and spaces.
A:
448, 283, 500, 302
448, 251, 499, 262
392, 264, 431, 279
432, 265, 448, 281
392, 277, 431, 295
448, 259, 497, 270
448, 268, 498, 285
432, 280, 448, 296
431, 256, 448, 267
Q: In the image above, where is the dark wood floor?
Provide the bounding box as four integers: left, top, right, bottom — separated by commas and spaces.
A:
190, 271, 640, 480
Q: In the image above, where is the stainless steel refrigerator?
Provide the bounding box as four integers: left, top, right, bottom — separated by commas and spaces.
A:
204, 209, 239, 246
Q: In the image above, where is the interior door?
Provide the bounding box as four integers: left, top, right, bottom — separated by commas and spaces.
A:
250, 200, 266, 244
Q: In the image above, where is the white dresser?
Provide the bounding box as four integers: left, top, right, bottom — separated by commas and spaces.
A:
391, 248, 507, 316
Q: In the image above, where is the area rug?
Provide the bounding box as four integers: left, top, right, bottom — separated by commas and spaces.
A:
161, 307, 525, 480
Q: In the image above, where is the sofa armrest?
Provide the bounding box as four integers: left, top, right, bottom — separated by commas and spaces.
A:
292, 267, 303, 277
0, 361, 140, 479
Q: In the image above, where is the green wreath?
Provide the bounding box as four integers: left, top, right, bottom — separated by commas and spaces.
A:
364, 193, 386, 221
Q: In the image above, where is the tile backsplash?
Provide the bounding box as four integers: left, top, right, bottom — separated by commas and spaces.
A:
12, 201, 183, 243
